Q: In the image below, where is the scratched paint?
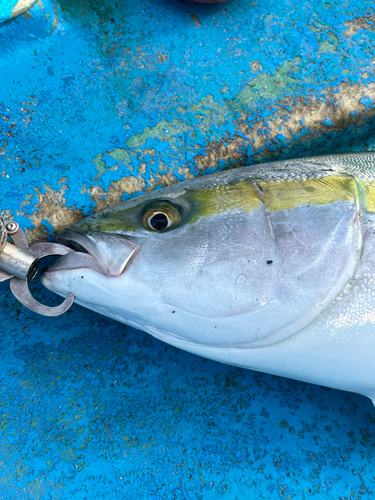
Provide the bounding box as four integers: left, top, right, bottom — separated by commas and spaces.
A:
0, 0, 34, 23
1, 0, 375, 498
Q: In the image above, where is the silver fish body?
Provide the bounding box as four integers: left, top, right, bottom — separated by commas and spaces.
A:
42, 152, 375, 403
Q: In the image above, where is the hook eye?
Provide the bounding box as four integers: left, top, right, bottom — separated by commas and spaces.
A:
9, 242, 75, 317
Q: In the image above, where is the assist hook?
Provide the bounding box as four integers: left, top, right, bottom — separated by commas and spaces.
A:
0, 218, 74, 317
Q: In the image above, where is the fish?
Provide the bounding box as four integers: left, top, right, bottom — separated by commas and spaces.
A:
42, 152, 375, 404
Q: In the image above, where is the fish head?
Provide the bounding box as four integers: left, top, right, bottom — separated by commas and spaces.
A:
42, 168, 361, 350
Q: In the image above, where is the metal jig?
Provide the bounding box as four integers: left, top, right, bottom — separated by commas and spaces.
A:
0, 218, 74, 317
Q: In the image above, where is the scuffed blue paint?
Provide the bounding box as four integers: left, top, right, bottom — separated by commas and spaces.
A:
2, 0, 375, 498
323, 117, 334, 127
0, 0, 20, 23
0, 284, 375, 499
1, 284, 375, 500
360, 95, 374, 107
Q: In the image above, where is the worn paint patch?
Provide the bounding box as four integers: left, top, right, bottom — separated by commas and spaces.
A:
125, 120, 194, 151
196, 80, 375, 172
22, 185, 84, 243
0, 0, 34, 22
318, 37, 338, 54
86, 172, 147, 213
344, 11, 375, 36
11, 0, 36, 19
235, 57, 303, 102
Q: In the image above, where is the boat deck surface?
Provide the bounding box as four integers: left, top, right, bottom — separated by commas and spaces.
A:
1, 0, 375, 498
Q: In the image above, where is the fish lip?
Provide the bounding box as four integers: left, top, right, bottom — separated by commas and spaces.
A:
48, 230, 139, 277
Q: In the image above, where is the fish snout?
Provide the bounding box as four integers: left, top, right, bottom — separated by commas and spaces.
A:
46, 230, 139, 277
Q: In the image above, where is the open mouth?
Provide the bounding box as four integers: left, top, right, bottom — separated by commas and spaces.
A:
45, 230, 139, 277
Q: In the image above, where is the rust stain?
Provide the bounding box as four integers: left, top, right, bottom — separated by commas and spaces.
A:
189, 12, 202, 27
194, 81, 375, 171
24, 185, 84, 244
87, 173, 147, 213
343, 11, 375, 37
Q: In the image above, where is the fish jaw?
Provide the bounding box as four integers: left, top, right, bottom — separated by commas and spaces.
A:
42, 247, 194, 338
50, 230, 139, 277
41, 230, 153, 328
41, 265, 147, 327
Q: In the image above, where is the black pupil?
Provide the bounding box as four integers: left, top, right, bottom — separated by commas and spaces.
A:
150, 213, 169, 231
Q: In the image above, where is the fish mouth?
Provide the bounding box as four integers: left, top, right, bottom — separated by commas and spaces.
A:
45, 230, 139, 277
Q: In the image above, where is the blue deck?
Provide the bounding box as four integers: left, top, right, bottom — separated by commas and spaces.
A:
1, 0, 375, 498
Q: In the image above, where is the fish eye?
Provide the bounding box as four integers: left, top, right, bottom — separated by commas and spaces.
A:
142, 201, 181, 232
149, 212, 171, 231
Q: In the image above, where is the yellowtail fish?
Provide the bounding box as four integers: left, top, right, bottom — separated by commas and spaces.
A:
42, 152, 375, 404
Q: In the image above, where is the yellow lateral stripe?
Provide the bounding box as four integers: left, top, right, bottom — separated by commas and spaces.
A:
256, 175, 358, 212
189, 174, 361, 222
188, 181, 261, 223
356, 179, 375, 213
